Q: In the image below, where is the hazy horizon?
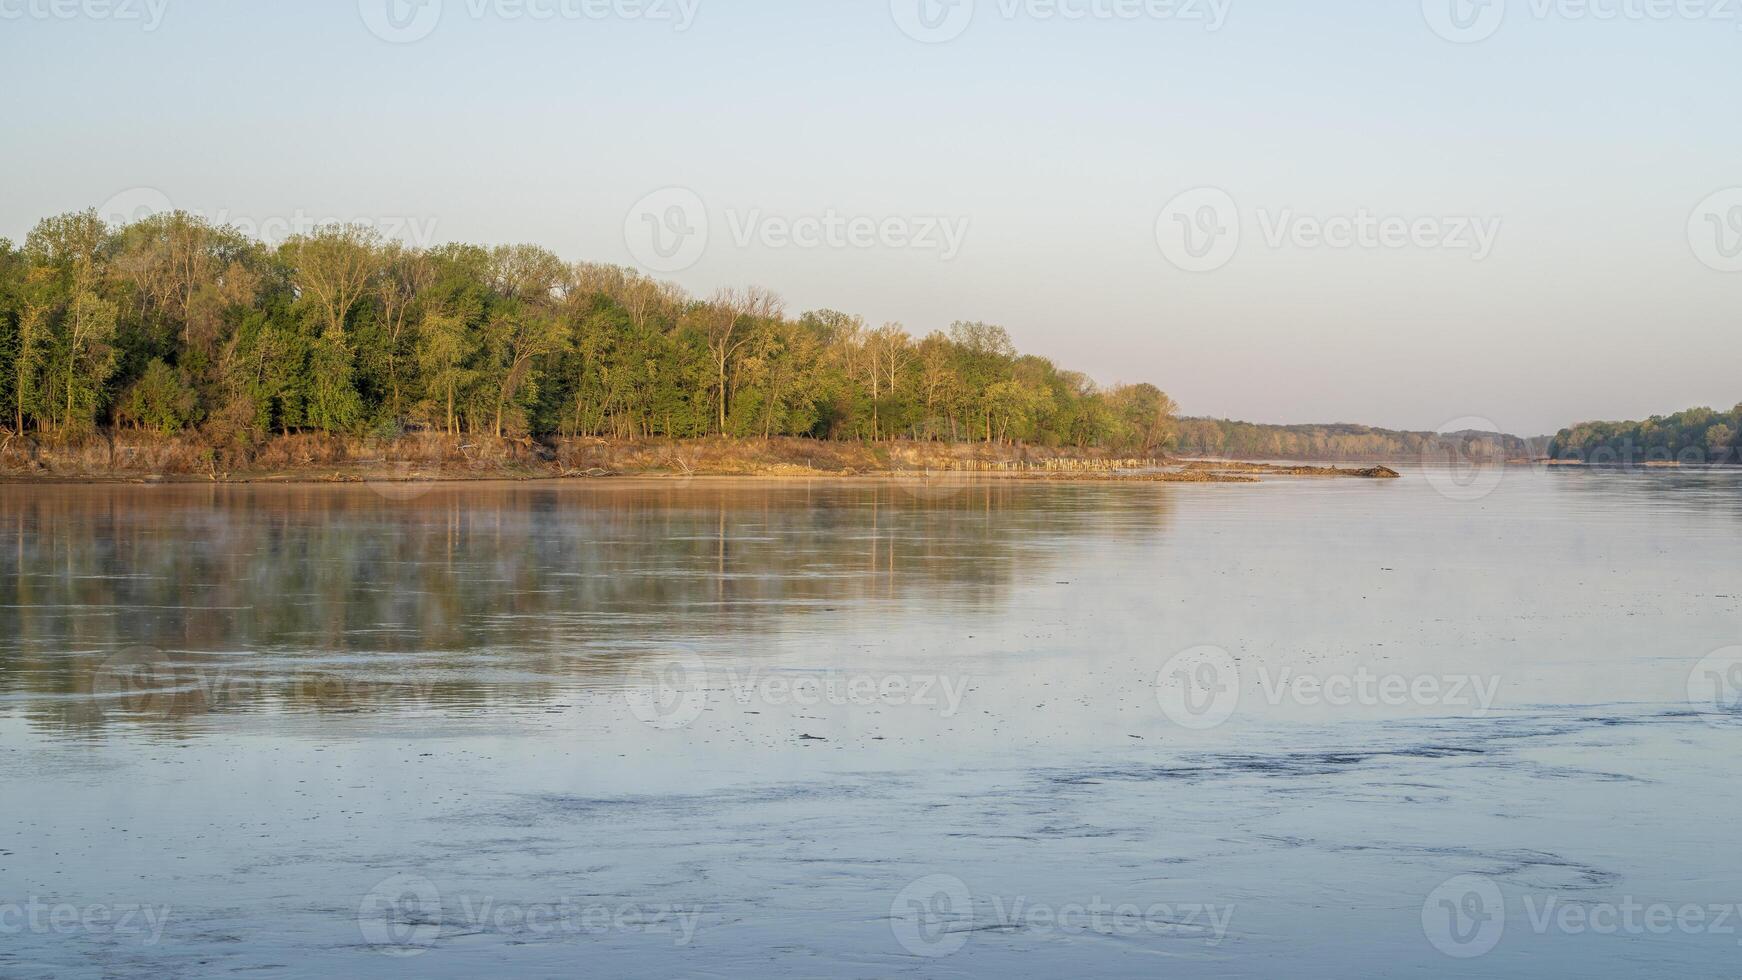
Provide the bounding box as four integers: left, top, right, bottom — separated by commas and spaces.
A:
5, 0, 1739, 435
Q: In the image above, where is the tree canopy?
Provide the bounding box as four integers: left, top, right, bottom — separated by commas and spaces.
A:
0, 209, 1178, 455
1549, 406, 1742, 465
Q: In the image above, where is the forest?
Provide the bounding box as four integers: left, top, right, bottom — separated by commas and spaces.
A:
0, 209, 1180, 456
1549, 405, 1742, 465
1175, 419, 1537, 462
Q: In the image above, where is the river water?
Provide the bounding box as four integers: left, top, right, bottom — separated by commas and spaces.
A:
1, 469, 1739, 977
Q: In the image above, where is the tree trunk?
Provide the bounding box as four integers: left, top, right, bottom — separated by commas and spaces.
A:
716, 356, 728, 434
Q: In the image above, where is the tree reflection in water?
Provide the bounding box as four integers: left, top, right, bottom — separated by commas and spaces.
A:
0, 479, 1173, 733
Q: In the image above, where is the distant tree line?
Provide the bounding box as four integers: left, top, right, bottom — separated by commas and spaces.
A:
0, 209, 1180, 453
1176, 419, 1535, 461
1550, 405, 1742, 465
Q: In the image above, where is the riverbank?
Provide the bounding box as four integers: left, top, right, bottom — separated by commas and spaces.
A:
0, 432, 1399, 485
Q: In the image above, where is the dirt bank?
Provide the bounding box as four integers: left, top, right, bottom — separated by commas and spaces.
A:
0, 433, 1400, 485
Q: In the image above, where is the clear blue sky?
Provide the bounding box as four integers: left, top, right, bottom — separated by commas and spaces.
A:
4, 0, 1739, 435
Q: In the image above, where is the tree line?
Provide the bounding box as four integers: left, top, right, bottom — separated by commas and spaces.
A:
1176, 419, 1536, 461
1549, 405, 1742, 465
0, 209, 1180, 454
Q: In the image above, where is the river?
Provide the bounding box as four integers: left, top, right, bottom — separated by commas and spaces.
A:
2, 469, 1738, 977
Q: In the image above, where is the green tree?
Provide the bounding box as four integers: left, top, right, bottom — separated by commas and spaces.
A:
306, 330, 363, 432
58, 290, 121, 433
11, 302, 50, 433
119, 359, 198, 433
1706, 424, 1735, 460
282, 225, 381, 340
416, 302, 478, 436
1110, 383, 1180, 454
478, 303, 565, 438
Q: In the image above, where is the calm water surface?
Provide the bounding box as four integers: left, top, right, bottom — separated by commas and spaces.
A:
1, 470, 1739, 977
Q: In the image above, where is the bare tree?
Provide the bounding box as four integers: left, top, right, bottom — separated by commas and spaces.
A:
916, 333, 961, 441
870, 323, 913, 440
374, 242, 434, 416
698, 286, 783, 434
489, 244, 566, 304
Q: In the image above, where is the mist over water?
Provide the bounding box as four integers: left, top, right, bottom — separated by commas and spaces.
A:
2, 472, 1739, 977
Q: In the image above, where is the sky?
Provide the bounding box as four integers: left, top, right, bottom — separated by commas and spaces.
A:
3, 0, 1739, 436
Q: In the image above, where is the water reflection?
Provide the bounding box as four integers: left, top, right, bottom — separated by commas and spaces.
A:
0, 480, 1173, 733
1540, 465, 1742, 517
